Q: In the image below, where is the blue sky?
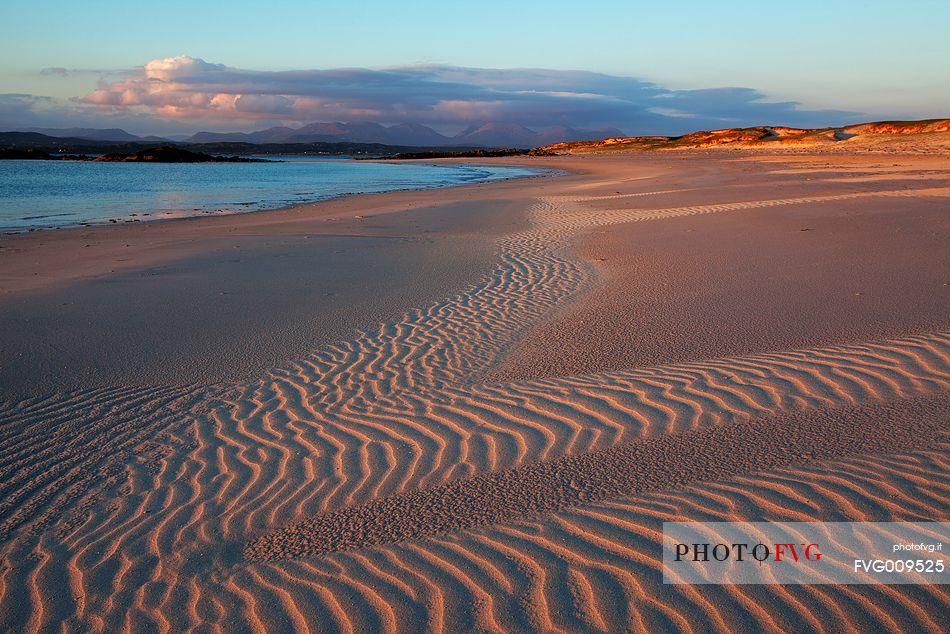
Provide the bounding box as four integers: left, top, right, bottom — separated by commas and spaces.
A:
1, 1, 947, 135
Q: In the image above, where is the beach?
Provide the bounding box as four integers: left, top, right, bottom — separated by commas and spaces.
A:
1, 150, 948, 632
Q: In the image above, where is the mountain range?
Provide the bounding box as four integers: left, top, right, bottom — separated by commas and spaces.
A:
186, 121, 625, 147
12, 122, 626, 148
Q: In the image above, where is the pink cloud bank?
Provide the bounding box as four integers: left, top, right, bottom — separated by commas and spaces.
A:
2, 55, 858, 135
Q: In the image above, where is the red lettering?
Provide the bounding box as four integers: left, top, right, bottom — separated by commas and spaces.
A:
774, 543, 800, 562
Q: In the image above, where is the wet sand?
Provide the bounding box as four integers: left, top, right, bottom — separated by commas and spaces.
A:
1, 151, 948, 633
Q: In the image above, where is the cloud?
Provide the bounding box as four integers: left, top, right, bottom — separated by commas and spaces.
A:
0, 93, 211, 136
40, 67, 69, 77
4, 56, 861, 135
0, 93, 64, 123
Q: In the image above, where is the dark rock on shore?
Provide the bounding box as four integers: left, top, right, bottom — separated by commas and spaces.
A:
0, 148, 56, 160
93, 146, 268, 163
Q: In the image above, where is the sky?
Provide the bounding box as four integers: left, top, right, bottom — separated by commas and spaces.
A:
1, 0, 948, 136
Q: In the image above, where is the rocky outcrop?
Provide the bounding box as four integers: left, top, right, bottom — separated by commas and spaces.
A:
0, 148, 55, 160
93, 146, 264, 162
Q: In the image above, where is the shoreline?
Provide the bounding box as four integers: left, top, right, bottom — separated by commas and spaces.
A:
0, 158, 557, 235
0, 156, 574, 296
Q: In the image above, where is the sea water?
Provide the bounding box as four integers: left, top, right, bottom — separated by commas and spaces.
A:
0, 157, 543, 231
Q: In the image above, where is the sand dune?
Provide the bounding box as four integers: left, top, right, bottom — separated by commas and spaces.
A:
1, 153, 947, 632
539, 118, 950, 154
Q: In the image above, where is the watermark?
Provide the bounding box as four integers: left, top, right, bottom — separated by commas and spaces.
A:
663, 522, 948, 584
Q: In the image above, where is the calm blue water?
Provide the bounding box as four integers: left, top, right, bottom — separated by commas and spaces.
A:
0, 158, 543, 231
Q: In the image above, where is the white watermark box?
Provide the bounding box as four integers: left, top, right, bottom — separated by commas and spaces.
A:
663, 522, 948, 584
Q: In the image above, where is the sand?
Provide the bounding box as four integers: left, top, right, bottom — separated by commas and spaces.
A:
0, 151, 948, 633
493, 154, 950, 380
0, 199, 529, 400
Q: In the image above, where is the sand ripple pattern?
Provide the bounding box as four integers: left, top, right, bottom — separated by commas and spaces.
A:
2, 184, 948, 632
246, 395, 947, 559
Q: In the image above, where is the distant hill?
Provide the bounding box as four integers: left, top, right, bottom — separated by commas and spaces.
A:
0, 131, 113, 148
451, 123, 539, 148
18, 127, 168, 143
388, 123, 454, 146
537, 118, 950, 154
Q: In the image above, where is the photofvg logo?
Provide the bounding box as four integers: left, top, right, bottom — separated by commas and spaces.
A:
663, 522, 949, 585
674, 541, 823, 564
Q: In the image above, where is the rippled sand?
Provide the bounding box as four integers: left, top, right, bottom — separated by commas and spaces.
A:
1, 152, 948, 632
